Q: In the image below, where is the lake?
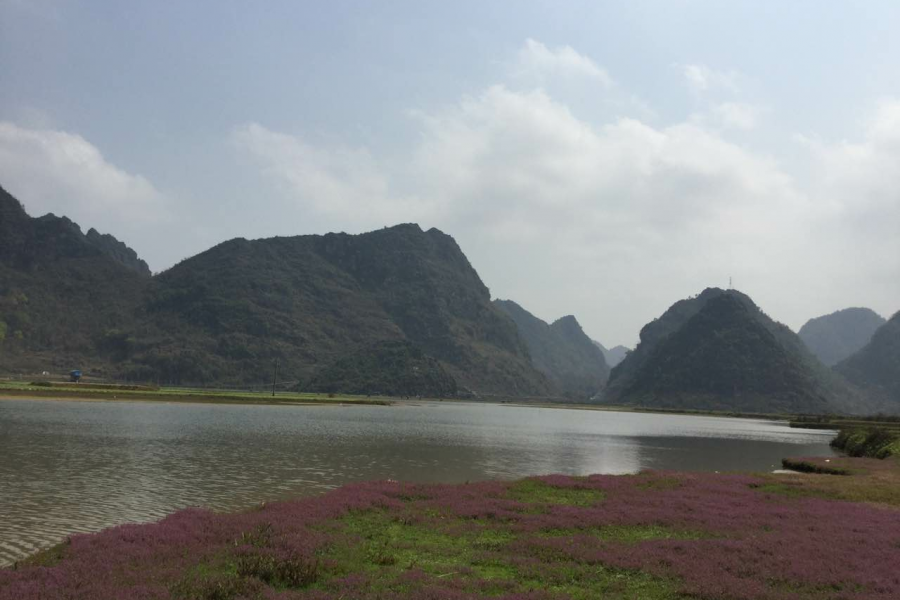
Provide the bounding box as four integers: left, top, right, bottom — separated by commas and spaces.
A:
0, 398, 837, 566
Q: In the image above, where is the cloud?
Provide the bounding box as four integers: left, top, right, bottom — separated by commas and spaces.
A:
232, 46, 899, 344
711, 102, 761, 130
514, 38, 614, 87
0, 122, 167, 220
681, 64, 740, 95
233, 83, 816, 343
798, 100, 900, 252
231, 123, 429, 226
0, 121, 172, 268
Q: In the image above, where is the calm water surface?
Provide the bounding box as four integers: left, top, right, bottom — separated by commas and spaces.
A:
0, 398, 836, 566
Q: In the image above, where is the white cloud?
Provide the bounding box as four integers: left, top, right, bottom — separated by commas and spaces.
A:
0, 122, 167, 221
514, 38, 614, 87
231, 50, 900, 344
711, 102, 761, 130
681, 63, 740, 95
0, 121, 172, 269
233, 84, 820, 343
231, 123, 429, 226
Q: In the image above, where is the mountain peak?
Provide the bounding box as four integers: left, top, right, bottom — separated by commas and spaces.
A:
602, 288, 865, 414
799, 307, 886, 366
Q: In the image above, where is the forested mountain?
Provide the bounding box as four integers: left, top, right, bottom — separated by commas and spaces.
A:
798, 307, 886, 366
0, 186, 553, 396
598, 288, 873, 414
131, 224, 552, 395
835, 312, 900, 407
494, 300, 609, 399
592, 340, 629, 368
0, 185, 150, 374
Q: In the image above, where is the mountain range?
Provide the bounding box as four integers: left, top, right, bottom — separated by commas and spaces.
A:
2, 184, 897, 413
1, 185, 564, 397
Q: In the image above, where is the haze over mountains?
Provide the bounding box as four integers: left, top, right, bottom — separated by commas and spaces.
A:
798, 308, 886, 366
1, 185, 897, 413
593, 341, 630, 368
493, 300, 609, 400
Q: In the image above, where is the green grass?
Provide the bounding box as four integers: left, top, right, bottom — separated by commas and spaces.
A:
312, 507, 681, 599
505, 478, 605, 507
539, 524, 708, 544
0, 380, 392, 406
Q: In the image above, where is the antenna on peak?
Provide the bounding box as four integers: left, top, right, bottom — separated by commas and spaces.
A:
729, 276, 732, 289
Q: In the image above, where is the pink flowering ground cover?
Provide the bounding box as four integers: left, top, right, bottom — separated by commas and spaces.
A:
2, 457, 899, 600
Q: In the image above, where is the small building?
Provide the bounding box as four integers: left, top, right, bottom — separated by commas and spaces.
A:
69, 370, 82, 383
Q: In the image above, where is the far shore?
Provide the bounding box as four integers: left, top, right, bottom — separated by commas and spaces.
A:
0, 382, 393, 407
0, 381, 832, 424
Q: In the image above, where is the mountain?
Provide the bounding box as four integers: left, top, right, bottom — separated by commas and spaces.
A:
494, 300, 609, 399
1, 186, 553, 396
305, 340, 458, 397
593, 340, 629, 368
835, 311, 900, 406
128, 224, 552, 395
0, 185, 150, 373
798, 307, 886, 366
598, 288, 870, 415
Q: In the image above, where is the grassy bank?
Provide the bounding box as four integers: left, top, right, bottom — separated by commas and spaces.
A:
3, 457, 899, 599
0, 381, 393, 406
830, 427, 900, 459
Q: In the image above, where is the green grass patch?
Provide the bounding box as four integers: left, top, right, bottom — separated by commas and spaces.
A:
316, 507, 680, 599
506, 478, 604, 507
781, 458, 851, 475
540, 524, 709, 544
328, 509, 516, 578
516, 563, 683, 600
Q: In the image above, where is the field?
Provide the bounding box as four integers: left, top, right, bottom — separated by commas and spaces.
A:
3, 456, 899, 600
0, 380, 392, 406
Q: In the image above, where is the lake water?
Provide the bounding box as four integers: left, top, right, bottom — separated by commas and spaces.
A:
0, 398, 837, 566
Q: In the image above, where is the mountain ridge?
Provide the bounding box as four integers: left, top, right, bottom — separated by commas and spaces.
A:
494, 299, 609, 399
0, 186, 553, 397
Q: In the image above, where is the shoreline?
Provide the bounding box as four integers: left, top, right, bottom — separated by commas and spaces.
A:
0, 386, 393, 407
0, 384, 822, 423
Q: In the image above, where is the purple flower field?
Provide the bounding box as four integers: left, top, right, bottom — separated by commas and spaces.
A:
3, 457, 899, 599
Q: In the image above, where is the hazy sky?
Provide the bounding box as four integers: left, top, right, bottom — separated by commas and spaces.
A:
1, 1, 899, 347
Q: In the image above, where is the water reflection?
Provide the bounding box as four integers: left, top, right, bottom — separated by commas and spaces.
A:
0, 399, 836, 566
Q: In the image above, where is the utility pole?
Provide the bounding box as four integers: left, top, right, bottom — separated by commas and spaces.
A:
272, 358, 278, 397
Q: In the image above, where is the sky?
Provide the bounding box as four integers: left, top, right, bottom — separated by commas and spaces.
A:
1, 0, 899, 347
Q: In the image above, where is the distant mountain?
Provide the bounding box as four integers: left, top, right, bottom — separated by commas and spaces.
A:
1, 186, 554, 396
494, 300, 608, 399
798, 308, 886, 366
835, 312, 900, 407
598, 288, 871, 415
0, 185, 150, 373
592, 340, 629, 368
